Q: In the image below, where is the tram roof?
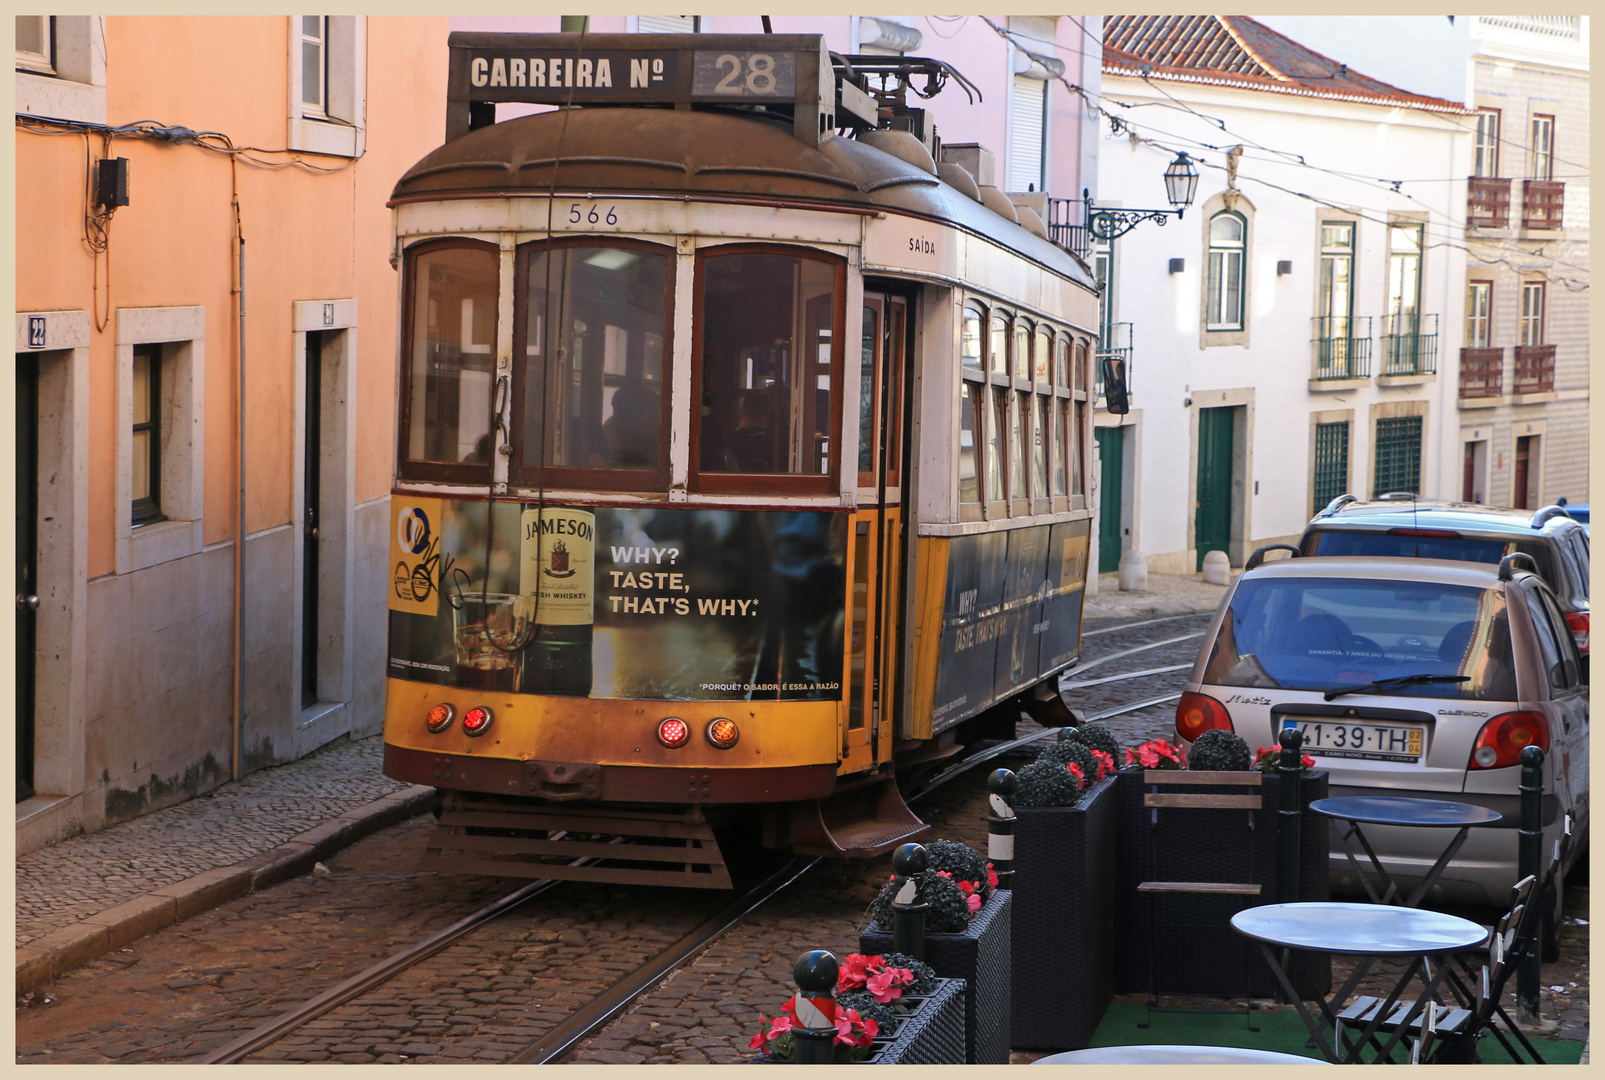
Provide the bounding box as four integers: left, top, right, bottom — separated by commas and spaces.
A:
390, 106, 1094, 291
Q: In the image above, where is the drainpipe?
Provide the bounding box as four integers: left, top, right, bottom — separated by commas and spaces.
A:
232, 218, 246, 780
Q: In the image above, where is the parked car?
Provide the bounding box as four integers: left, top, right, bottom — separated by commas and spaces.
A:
1557, 498, 1589, 535
1176, 551, 1587, 952
1301, 495, 1589, 654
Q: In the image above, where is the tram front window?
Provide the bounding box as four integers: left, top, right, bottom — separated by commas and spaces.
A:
402, 243, 499, 472
516, 242, 672, 486
696, 249, 840, 491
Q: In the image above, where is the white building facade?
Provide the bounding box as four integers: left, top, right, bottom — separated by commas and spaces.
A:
1091, 16, 1475, 575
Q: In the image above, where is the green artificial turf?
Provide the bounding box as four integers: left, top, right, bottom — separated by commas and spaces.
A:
1090, 1002, 1585, 1064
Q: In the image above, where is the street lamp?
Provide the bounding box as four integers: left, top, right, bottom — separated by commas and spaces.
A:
1086, 152, 1200, 241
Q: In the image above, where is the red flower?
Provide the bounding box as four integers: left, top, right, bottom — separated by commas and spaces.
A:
768, 1015, 793, 1040
965, 892, 982, 913
1066, 760, 1086, 785
1090, 748, 1116, 780
955, 878, 975, 895
1133, 738, 1186, 770
866, 968, 902, 1003
837, 952, 878, 992
986, 863, 1000, 890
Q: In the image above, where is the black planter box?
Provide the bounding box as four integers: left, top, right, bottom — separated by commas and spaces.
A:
1113, 768, 1331, 999
859, 889, 1010, 1063
1007, 772, 1119, 1050
749, 979, 966, 1065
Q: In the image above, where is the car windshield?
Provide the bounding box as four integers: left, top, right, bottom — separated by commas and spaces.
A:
1203, 577, 1518, 700
1308, 529, 1558, 587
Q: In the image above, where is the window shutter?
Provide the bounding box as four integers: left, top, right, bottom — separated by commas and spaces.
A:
636, 15, 699, 33
1008, 74, 1046, 192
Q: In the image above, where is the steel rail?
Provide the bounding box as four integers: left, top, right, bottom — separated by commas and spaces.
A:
505, 855, 820, 1064
196, 874, 574, 1063
1059, 630, 1204, 678
1062, 663, 1192, 690
1080, 610, 1212, 638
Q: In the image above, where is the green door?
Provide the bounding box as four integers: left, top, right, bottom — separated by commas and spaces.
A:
1096, 426, 1123, 574
1195, 407, 1234, 571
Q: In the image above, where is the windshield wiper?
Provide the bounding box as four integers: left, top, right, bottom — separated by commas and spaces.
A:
1324, 673, 1470, 702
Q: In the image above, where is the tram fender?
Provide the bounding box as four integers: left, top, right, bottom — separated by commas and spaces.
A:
785, 774, 930, 857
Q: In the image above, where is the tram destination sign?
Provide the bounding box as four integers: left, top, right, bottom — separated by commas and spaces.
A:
446, 32, 836, 145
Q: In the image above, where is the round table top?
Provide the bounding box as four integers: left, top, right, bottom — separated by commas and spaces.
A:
1310, 795, 1502, 829
1232, 902, 1489, 955
1033, 1044, 1330, 1065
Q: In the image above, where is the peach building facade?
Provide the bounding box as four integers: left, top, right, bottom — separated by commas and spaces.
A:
15, 16, 448, 851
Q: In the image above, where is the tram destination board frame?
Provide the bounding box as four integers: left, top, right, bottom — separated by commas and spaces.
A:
445, 33, 840, 146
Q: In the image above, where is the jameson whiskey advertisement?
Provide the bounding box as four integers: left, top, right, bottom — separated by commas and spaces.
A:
389, 501, 847, 701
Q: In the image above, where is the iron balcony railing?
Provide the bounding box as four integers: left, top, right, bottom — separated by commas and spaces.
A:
1467, 176, 1511, 228
1094, 321, 1132, 401
1311, 316, 1372, 380
1514, 344, 1556, 393
1521, 180, 1564, 230
1459, 346, 1503, 398
1047, 196, 1090, 259
1379, 313, 1439, 376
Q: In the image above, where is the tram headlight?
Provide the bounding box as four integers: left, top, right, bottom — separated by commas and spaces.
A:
658, 717, 690, 748
462, 706, 493, 737
706, 718, 739, 749
425, 703, 455, 734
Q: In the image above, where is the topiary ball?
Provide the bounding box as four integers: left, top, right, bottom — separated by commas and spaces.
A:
1036, 738, 1097, 784
1074, 723, 1123, 762
836, 989, 901, 1035
922, 838, 990, 902
1011, 757, 1084, 808
1188, 728, 1253, 771
871, 869, 973, 933
877, 952, 938, 996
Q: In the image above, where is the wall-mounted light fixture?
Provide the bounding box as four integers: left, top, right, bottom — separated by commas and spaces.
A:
1277, 260, 1293, 276
1169, 258, 1185, 274
1085, 152, 1200, 241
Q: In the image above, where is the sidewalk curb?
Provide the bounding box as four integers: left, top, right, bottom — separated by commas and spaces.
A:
16, 784, 438, 995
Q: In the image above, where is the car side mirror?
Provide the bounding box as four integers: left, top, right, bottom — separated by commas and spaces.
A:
1100, 355, 1130, 416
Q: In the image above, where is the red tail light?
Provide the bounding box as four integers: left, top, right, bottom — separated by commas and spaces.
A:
1565, 611, 1589, 655
1469, 711, 1549, 770
1175, 691, 1233, 742
657, 717, 690, 748
462, 706, 493, 737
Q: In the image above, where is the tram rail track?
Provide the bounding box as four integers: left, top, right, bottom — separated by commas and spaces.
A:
195, 614, 1208, 1065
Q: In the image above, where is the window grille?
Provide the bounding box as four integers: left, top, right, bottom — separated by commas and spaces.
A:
1312, 422, 1349, 514
1372, 416, 1422, 498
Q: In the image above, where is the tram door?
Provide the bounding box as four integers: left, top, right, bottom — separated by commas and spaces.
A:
843, 292, 908, 775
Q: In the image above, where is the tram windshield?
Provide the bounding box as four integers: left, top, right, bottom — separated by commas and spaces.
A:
403, 243, 499, 470
516, 241, 672, 485
696, 250, 839, 489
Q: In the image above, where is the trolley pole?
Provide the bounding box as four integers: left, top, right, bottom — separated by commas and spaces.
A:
1516, 745, 1545, 1025
987, 769, 1017, 891
790, 950, 840, 1065
890, 842, 929, 961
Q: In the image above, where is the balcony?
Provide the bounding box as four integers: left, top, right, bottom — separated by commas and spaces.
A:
1094, 321, 1133, 402
1467, 177, 1510, 228
1514, 344, 1556, 394
1047, 197, 1090, 259
1310, 316, 1372, 381
1521, 180, 1564, 230
1379, 313, 1438, 377
1458, 347, 1503, 399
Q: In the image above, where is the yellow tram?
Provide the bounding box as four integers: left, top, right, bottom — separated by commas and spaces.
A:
382, 32, 1101, 886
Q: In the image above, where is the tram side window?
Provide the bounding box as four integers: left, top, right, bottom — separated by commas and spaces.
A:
402, 243, 499, 474
515, 241, 672, 486
695, 249, 841, 491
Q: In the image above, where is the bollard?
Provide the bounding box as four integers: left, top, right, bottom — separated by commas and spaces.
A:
1276, 725, 1304, 905
890, 842, 929, 961
1516, 745, 1545, 1024
987, 769, 1017, 891
791, 950, 841, 1065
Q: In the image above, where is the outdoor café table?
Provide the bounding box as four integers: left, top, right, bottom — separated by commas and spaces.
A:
1032, 1045, 1330, 1064
1231, 901, 1489, 1064
1310, 796, 1502, 907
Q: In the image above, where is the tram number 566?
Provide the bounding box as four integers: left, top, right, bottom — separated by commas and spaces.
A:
568, 204, 619, 226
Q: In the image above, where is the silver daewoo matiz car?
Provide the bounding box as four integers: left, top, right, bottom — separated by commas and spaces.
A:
1175, 552, 1588, 937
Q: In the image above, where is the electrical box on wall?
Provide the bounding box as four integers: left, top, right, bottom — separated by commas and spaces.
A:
96, 157, 130, 208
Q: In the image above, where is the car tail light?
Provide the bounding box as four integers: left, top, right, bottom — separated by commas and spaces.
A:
425, 703, 454, 734
1175, 691, 1233, 742
462, 706, 493, 737
1469, 711, 1549, 770
1565, 611, 1589, 655
706, 717, 740, 748
657, 717, 690, 748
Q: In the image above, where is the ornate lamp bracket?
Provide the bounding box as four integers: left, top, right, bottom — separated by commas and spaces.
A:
1086, 207, 1181, 242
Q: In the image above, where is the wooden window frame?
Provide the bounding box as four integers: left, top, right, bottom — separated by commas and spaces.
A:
1474, 108, 1501, 178
688, 243, 845, 496
131, 343, 164, 527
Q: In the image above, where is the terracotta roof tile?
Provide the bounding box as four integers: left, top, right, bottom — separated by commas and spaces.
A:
1103, 14, 1469, 113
